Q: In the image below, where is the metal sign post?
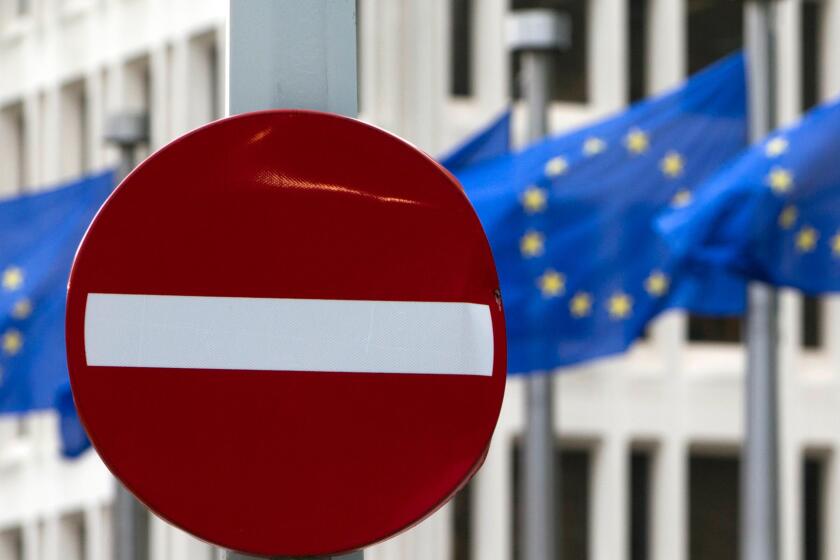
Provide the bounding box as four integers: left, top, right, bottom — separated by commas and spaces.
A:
742, 2, 780, 560
226, 1, 359, 558
104, 111, 150, 560
508, 10, 570, 560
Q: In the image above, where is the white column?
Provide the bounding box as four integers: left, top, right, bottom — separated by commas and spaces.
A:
591, 436, 628, 560
149, 46, 169, 149
84, 505, 105, 560
588, 0, 627, 111
85, 70, 107, 171
820, 0, 840, 100
168, 37, 191, 138
401, 0, 447, 152
780, 445, 802, 560
23, 95, 41, 190
652, 439, 687, 560
474, 0, 509, 113
474, 433, 513, 560
647, 0, 686, 93
826, 451, 840, 560
39, 88, 61, 188
775, 0, 801, 125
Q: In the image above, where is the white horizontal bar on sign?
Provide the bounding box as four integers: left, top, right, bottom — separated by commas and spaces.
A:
84, 294, 494, 376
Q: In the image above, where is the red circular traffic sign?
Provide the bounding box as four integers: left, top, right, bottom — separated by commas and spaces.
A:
66, 110, 506, 557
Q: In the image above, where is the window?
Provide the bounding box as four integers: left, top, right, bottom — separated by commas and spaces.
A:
60, 80, 89, 181
629, 449, 652, 560
689, 454, 740, 560
803, 296, 822, 349
450, 0, 473, 97
452, 479, 473, 560
801, 1, 822, 112
512, 442, 590, 560
628, 0, 648, 103
510, 0, 588, 103
689, 316, 742, 343
687, 0, 743, 75
803, 455, 825, 560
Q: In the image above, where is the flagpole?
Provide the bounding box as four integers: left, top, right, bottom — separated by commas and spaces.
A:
224, 1, 361, 558
508, 10, 570, 560
104, 111, 151, 560
742, 2, 780, 560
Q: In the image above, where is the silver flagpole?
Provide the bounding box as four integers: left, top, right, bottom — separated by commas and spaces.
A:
507, 10, 570, 560
742, 2, 780, 560
104, 111, 151, 560
223, 1, 360, 559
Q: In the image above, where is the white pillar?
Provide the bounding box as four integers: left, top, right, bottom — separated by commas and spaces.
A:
591, 436, 628, 560
588, 0, 627, 111
647, 0, 686, 93
474, 0, 509, 113
652, 439, 686, 560
474, 433, 513, 560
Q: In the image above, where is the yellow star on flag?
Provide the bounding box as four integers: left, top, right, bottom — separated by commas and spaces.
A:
544, 156, 568, 177
608, 292, 633, 319
521, 186, 548, 214
583, 137, 606, 156
569, 292, 593, 317
670, 189, 693, 208
538, 269, 565, 298
660, 151, 685, 178
765, 137, 788, 157
520, 230, 545, 258
831, 231, 840, 257
767, 167, 793, 194
11, 298, 32, 320
795, 226, 818, 253
2, 266, 23, 291
644, 271, 670, 297
624, 128, 649, 155
2, 329, 23, 356
778, 205, 797, 229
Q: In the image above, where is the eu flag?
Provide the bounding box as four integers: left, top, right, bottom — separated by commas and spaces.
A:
0, 171, 113, 457
455, 53, 748, 373
439, 109, 512, 173
658, 95, 840, 294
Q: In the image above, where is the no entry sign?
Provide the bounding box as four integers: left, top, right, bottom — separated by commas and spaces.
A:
66, 111, 506, 557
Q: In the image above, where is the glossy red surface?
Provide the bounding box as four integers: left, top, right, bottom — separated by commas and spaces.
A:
66, 111, 506, 557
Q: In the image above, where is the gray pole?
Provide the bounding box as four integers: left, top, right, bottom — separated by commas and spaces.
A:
508, 10, 570, 560
104, 111, 151, 560
742, 3, 780, 560
225, 1, 360, 558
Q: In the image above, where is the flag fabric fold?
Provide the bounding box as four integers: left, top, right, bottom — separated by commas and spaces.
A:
0, 171, 114, 457
439, 109, 512, 173
454, 53, 748, 373
658, 96, 840, 294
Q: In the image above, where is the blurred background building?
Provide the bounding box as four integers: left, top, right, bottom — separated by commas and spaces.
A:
0, 0, 839, 559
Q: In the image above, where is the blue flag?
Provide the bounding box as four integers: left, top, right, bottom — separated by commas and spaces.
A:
0, 171, 113, 457
439, 109, 512, 173
456, 53, 748, 373
658, 96, 840, 294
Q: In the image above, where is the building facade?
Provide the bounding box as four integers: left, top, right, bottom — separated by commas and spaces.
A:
1, 0, 840, 559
